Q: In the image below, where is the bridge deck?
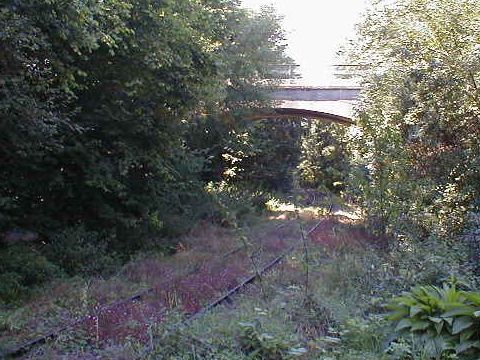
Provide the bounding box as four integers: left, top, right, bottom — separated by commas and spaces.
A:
269, 86, 361, 102
265, 85, 360, 120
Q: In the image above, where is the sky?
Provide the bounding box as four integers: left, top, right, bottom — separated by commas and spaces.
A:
241, 0, 369, 86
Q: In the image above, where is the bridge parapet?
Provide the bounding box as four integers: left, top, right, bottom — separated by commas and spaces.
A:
269, 86, 361, 102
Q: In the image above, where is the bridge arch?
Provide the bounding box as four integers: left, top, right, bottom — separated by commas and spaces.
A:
244, 85, 360, 126
245, 107, 354, 126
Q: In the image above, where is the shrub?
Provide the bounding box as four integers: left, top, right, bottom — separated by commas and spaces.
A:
206, 182, 269, 226
0, 245, 61, 303
44, 226, 120, 277
238, 321, 307, 359
297, 122, 349, 193
387, 282, 480, 359
222, 119, 303, 192
388, 238, 470, 291
344, 0, 480, 243
463, 213, 480, 276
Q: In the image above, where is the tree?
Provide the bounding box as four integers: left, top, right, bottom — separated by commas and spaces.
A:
344, 0, 480, 239
0, 0, 294, 257
184, 5, 297, 188
298, 122, 350, 192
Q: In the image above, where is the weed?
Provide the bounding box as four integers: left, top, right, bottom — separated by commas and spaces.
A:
238, 320, 306, 359
291, 297, 336, 340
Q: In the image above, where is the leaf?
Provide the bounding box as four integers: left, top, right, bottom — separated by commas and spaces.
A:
455, 340, 480, 354
410, 319, 431, 331
452, 316, 473, 335
463, 292, 480, 305
442, 305, 476, 318
460, 328, 475, 342
434, 321, 444, 335
410, 305, 425, 317
387, 307, 410, 321
423, 334, 448, 360
395, 318, 412, 332
442, 317, 454, 326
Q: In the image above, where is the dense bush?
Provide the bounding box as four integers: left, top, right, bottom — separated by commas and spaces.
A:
298, 122, 350, 192
463, 213, 480, 276
339, 6, 480, 357
0, 0, 294, 294
238, 321, 306, 359
212, 118, 351, 194
1, 0, 221, 244
0, 0, 293, 234
222, 119, 303, 191
44, 226, 120, 276
0, 244, 61, 303
344, 0, 480, 241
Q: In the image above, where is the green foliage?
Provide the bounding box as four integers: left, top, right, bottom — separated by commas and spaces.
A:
238, 321, 307, 359
0, 0, 293, 294
0, 245, 61, 303
206, 181, 271, 227
387, 282, 480, 359
44, 226, 120, 276
189, 118, 303, 195
184, 6, 297, 189
0, 0, 292, 232
298, 122, 350, 193
388, 238, 471, 290
149, 327, 248, 360
222, 119, 303, 191
318, 244, 390, 302
218, 5, 296, 109
1, 0, 218, 238
340, 316, 386, 353
215, 117, 350, 195
344, 0, 480, 240
463, 213, 480, 276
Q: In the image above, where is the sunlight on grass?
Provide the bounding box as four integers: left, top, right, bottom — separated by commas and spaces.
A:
332, 209, 361, 221
265, 198, 297, 213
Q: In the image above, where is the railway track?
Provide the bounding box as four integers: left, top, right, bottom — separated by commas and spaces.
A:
137, 219, 324, 359
3, 218, 323, 359
186, 218, 323, 322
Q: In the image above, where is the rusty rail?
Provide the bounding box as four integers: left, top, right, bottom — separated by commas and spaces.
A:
137, 219, 324, 358
4, 219, 323, 359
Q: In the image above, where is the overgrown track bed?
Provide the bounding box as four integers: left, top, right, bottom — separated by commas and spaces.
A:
160, 215, 383, 360
3, 216, 318, 359
135, 218, 326, 359
184, 219, 324, 323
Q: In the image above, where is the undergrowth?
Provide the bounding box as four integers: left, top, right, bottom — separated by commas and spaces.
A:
142, 217, 474, 360
2, 196, 475, 359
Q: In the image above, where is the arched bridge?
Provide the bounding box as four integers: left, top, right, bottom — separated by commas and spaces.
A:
246, 107, 354, 125
250, 86, 361, 126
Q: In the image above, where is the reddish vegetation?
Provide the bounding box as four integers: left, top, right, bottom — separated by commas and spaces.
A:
77, 220, 303, 346
6, 214, 381, 356
309, 216, 384, 250
82, 301, 163, 344
76, 216, 380, 347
